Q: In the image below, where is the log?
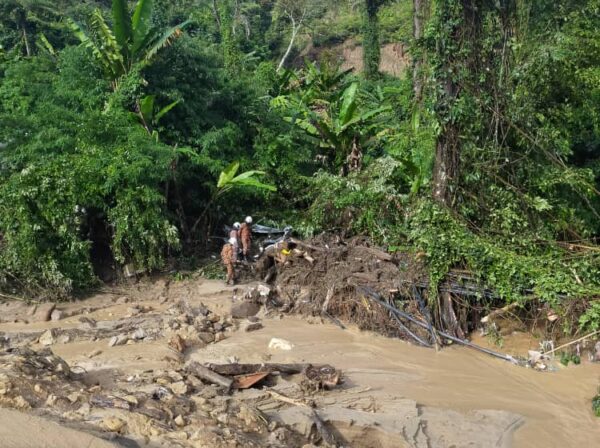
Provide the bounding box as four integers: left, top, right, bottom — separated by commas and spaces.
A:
362, 247, 394, 262
289, 238, 324, 252
480, 303, 519, 324
204, 362, 308, 376
187, 362, 233, 390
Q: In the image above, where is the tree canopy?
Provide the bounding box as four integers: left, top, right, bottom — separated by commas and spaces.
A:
0, 0, 598, 332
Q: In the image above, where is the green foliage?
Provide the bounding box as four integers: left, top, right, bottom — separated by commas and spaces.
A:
308, 157, 406, 242
0, 47, 179, 297
559, 351, 581, 366
579, 302, 600, 333
69, 0, 190, 87
0, 0, 598, 332
406, 199, 600, 306
593, 393, 600, 417
271, 63, 390, 170
216, 161, 276, 193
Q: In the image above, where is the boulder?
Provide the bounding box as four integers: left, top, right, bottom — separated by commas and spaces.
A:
108, 334, 128, 347
268, 338, 294, 351
197, 332, 215, 344
32, 303, 56, 322
231, 301, 260, 319
132, 328, 147, 340
39, 330, 56, 346
243, 321, 263, 332
50, 309, 64, 321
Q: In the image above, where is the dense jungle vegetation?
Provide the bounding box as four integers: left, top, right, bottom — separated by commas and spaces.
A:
0, 0, 599, 332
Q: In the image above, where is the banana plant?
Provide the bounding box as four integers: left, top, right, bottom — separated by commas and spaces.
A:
135, 94, 179, 140
189, 161, 276, 236
216, 161, 277, 195
288, 81, 390, 169
69, 0, 190, 89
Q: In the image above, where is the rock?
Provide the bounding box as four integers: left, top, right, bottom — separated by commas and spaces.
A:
127, 306, 141, 316
87, 349, 102, 359
32, 303, 56, 322
171, 431, 188, 441
197, 332, 215, 344
214, 332, 227, 343
34, 384, 43, 394
78, 317, 97, 330
77, 403, 91, 416
59, 335, 71, 344
124, 395, 138, 406
231, 301, 261, 319
216, 413, 228, 424
108, 334, 128, 347
174, 415, 186, 427
50, 309, 64, 321
268, 428, 291, 447
268, 338, 294, 351
595, 342, 600, 362
39, 329, 56, 346
0, 374, 11, 395
45, 394, 58, 406
168, 334, 186, 353
116, 296, 129, 304
67, 392, 80, 403
213, 323, 223, 332
171, 381, 189, 395
243, 321, 263, 332
132, 328, 147, 340
103, 416, 126, 432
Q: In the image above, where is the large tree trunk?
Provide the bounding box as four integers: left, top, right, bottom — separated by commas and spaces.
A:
412, 0, 427, 99
433, 79, 460, 205
362, 0, 380, 79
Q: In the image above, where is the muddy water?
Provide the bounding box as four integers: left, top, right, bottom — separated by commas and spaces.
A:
192, 293, 600, 448
1, 279, 599, 447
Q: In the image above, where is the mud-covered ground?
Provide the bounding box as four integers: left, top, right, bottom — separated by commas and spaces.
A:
1, 276, 599, 448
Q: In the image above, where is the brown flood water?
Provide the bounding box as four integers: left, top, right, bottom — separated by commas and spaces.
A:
188, 296, 600, 448
1, 280, 599, 447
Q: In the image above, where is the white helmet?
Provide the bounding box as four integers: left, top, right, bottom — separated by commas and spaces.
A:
245, 216, 253, 224
233, 222, 241, 229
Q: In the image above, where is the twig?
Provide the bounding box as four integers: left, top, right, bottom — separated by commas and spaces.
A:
0, 292, 37, 303
545, 330, 600, 356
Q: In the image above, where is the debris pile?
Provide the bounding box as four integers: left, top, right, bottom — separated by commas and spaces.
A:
272, 236, 431, 342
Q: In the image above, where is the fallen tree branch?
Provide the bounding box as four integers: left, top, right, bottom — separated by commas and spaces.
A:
359, 287, 519, 364
0, 292, 38, 303
544, 330, 600, 356
204, 362, 309, 376
187, 362, 233, 390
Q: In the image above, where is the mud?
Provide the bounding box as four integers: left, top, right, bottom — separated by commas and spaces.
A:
1, 277, 599, 447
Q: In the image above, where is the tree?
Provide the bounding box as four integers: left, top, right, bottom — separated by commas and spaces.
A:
187, 160, 276, 239
362, 0, 383, 79
412, 0, 429, 99
273, 75, 390, 172
69, 0, 190, 89
274, 0, 323, 72
0, 0, 59, 57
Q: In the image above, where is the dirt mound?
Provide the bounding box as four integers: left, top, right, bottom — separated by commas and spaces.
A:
274, 236, 430, 341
